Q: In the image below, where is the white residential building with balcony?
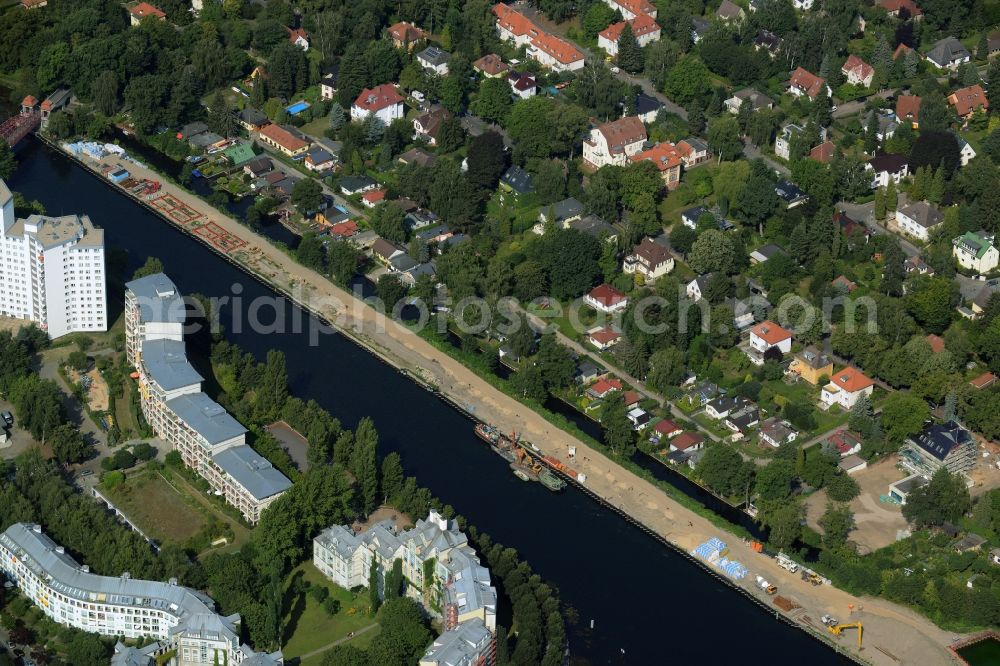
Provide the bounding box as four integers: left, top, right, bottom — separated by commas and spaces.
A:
582, 116, 647, 169
0, 523, 282, 666
126, 274, 292, 525
0, 178, 107, 339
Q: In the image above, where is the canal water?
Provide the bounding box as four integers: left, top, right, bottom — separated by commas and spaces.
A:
9, 138, 853, 665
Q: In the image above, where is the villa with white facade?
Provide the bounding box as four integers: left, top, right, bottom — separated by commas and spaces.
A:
0, 178, 107, 339
126, 274, 292, 524
315, 511, 497, 664
0, 523, 282, 666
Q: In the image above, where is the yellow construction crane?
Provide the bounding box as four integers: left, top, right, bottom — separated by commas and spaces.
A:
828, 622, 863, 649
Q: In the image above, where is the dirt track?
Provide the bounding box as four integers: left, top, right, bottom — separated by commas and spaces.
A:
79, 146, 961, 666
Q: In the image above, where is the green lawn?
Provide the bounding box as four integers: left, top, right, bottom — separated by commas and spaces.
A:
282, 563, 380, 661
101, 470, 207, 544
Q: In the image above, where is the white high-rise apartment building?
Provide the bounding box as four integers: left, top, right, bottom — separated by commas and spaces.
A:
0, 178, 107, 339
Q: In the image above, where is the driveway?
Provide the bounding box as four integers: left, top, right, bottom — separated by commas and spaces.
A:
832, 89, 895, 119
743, 140, 790, 176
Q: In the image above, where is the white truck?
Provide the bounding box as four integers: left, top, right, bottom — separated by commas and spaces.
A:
776, 553, 798, 573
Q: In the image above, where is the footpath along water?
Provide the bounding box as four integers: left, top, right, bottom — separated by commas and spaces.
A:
9, 137, 854, 664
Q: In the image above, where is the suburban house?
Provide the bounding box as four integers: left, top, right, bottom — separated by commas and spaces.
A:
971, 372, 998, 390
303, 146, 336, 172
386, 21, 427, 50
528, 32, 585, 72
820, 366, 875, 409
725, 88, 773, 115
925, 37, 971, 70
398, 147, 437, 168
790, 346, 834, 384
493, 2, 540, 46
753, 30, 782, 57
416, 46, 451, 75
896, 201, 944, 242
500, 165, 534, 195
537, 197, 585, 228
634, 92, 663, 123
775, 122, 813, 160
587, 326, 622, 351
748, 320, 792, 364
339, 175, 378, 196
236, 107, 268, 132
953, 231, 999, 273
957, 135, 977, 166
760, 418, 797, 448
828, 430, 863, 457
677, 138, 710, 166
583, 116, 647, 169
725, 406, 760, 438
653, 419, 681, 440
256, 124, 309, 157
866, 152, 909, 188
682, 206, 711, 229
841, 55, 875, 87
371, 238, 406, 266
508, 71, 538, 99
243, 155, 272, 178
571, 215, 618, 242
287, 27, 309, 50
351, 84, 405, 125
413, 106, 452, 145
320, 73, 338, 100
598, 15, 661, 56
905, 421, 975, 475
669, 431, 705, 453
750, 243, 785, 264
585, 284, 629, 313
835, 211, 871, 242
896, 95, 922, 128
775, 181, 809, 209
831, 275, 858, 293
879, 0, 922, 18
948, 84, 989, 120
715, 0, 745, 21
686, 274, 712, 302
361, 190, 387, 208
603, 0, 657, 20
628, 408, 652, 430
630, 141, 682, 188
888, 474, 928, 506
587, 377, 623, 399
863, 111, 899, 143
129, 2, 165, 25
789, 67, 829, 100
623, 236, 674, 281
473, 54, 509, 78
705, 395, 752, 420
809, 141, 836, 164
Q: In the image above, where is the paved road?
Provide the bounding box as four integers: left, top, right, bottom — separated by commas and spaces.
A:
743, 139, 790, 176
832, 89, 895, 120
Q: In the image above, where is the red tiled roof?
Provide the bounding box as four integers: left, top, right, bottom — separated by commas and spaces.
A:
613, 0, 656, 17
259, 124, 308, 152
790, 67, 826, 98
589, 377, 623, 395
595, 116, 647, 154
879, 0, 922, 16
623, 390, 642, 406
750, 320, 792, 346
970, 372, 997, 390
493, 3, 538, 38
387, 21, 427, 43
926, 334, 945, 353
287, 27, 309, 44
893, 43, 912, 60
473, 54, 509, 76
353, 84, 404, 112
828, 429, 862, 454
21, 95, 37, 107
330, 220, 359, 237
130, 2, 165, 19
531, 32, 584, 65
672, 431, 704, 450
362, 189, 387, 204
588, 327, 622, 346
587, 284, 628, 308
829, 366, 874, 393
631, 141, 681, 171
896, 95, 922, 122
841, 55, 875, 84
598, 14, 660, 42
655, 419, 680, 435
948, 84, 989, 117
809, 140, 836, 164
831, 275, 858, 292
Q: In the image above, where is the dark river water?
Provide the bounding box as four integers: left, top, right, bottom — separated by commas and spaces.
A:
9, 137, 853, 665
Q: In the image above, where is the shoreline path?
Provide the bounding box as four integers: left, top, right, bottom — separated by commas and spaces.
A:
85, 147, 957, 666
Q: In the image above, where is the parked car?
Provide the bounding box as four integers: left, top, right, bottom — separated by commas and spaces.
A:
1, 410, 12, 427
